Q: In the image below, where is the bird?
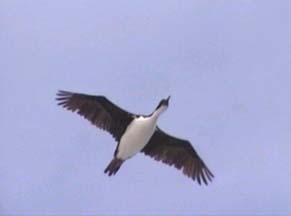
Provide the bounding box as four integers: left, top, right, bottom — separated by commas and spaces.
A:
56, 90, 214, 185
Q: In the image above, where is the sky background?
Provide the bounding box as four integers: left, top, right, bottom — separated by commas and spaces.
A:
1, 0, 291, 215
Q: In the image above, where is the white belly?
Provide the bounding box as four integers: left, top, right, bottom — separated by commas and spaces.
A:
117, 116, 157, 160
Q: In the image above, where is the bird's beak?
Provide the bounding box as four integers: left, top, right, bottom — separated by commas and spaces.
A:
166, 95, 171, 103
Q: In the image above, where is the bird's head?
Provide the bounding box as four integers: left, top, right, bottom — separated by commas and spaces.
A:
154, 96, 170, 115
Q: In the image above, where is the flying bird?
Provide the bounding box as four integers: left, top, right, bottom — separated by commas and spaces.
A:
56, 90, 214, 185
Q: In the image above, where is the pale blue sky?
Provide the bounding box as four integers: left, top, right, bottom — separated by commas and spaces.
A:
1, 0, 291, 215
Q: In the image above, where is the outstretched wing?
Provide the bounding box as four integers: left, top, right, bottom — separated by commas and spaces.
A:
142, 128, 214, 185
56, 90, 135, 141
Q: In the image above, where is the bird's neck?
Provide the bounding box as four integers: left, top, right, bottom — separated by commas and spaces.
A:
151, 106, 167, 120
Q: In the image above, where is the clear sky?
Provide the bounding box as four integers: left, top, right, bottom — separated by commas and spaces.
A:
1, 0, 291, 215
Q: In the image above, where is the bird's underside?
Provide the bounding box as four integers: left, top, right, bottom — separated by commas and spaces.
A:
56, 90, 214, 185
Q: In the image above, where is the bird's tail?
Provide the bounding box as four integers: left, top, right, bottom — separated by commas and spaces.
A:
104, 158, 124, 176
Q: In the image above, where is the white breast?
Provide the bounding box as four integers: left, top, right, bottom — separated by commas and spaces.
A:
117, 116, 157, 160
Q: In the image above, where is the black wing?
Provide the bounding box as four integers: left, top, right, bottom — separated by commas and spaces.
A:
56, 90, 135, 141
142, 128, 214, 185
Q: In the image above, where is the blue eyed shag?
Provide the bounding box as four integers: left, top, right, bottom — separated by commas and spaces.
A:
56, 90, 214, 185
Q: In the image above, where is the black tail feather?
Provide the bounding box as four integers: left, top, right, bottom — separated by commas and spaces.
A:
104, 158, 124, 176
